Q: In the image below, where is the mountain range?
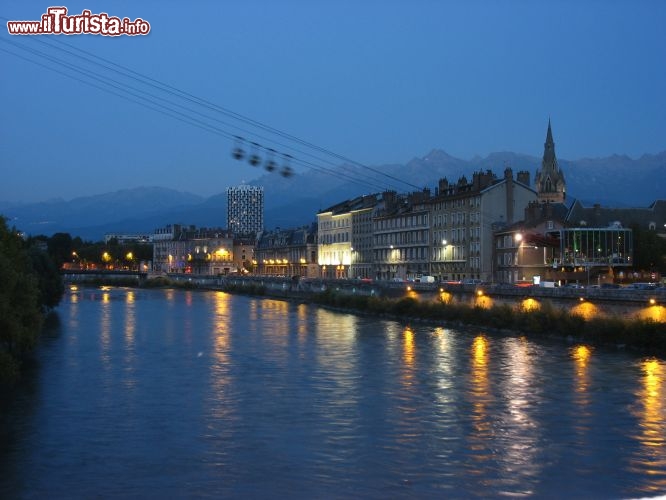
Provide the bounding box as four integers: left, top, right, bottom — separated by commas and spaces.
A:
2, 150, 664, 241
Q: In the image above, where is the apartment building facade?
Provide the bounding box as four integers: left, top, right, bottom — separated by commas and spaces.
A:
427, 169, 537, 282
152, 225, 235, 275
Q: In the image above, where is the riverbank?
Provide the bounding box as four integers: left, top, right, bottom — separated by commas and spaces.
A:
65, 275, 666, 355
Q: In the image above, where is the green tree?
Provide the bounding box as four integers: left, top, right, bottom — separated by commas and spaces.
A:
0, 217, 43, 384
631, 224, 666, 273
47, 232, 73, 269
28, 247, 64, 309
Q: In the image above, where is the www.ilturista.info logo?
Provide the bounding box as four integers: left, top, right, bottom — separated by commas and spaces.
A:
7, 7, 151, 36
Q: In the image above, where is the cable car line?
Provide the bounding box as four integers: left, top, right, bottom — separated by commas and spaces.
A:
0, 43, 391, 192
0, 27, 419, 193
32, 33, 422, 190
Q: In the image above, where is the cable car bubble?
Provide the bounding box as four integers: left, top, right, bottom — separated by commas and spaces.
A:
248, 142, 261, 167
280, 153, 294, 178
264, 148, 277, 172
231, 136, 246, 160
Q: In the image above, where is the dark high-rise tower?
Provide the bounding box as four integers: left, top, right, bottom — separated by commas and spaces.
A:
227, 185, 264, 236
534, 119, 566, 204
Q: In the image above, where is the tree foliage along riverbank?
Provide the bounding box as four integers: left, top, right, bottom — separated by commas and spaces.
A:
0, 217, 64, 385
311, 289, 666, 354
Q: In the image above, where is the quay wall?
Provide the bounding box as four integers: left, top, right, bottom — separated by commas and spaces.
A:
61, 271, 666, 323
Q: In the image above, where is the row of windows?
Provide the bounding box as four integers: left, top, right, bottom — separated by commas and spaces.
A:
375, 214, 428, 230
319, 232, 350, 244
374, 247, 429, 261
374, 231, 429, 246
432, 211, 482, 227
430, 196, 481, 211
320, 217, 351, 230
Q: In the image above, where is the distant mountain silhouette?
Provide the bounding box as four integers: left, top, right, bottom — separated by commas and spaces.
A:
2, 150, 664, 240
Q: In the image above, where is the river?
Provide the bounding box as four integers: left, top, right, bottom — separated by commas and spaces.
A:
1, 286, 665, 499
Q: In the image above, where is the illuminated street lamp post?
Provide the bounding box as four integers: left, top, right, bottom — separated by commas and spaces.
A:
442, 239, 448, 279
102, 251, 112, 269
514, 233, 523, 282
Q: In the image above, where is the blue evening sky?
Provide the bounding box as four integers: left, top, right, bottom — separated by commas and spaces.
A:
1, 1, 665, 202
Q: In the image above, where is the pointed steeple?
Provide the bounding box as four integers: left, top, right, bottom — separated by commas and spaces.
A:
543, 118, 556, 166
535, 119, 566, 204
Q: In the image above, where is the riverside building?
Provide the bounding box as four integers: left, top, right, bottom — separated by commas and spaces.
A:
427, 168, 536, 283
152, 225, 235, 275
372, 190, 431, 281
317, 194, 380, 279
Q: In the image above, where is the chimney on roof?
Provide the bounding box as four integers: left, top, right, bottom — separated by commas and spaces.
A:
505, 168, 514, 223
517, 170, 530, 186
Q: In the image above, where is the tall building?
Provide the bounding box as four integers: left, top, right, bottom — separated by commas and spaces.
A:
227, 185, 264, 236
535, 119, 566, 204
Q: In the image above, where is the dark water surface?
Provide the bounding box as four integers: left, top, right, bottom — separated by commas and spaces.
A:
1, 286, 665, 499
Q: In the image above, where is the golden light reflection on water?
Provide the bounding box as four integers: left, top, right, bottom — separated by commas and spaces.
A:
123, 290, 136, 389
209, 292, 232, 421
213, 292, 231, 358
100, 290, 111, 370
403, 327, 414, 366
124, 291, 136, 347
470, 335, 492, 458
571, 344, 592, 394
261, 300, 291, 349
631, 358, 666, 492
570, 344, 593, 437
297, 304, 308, 338
315, 308, 357, 348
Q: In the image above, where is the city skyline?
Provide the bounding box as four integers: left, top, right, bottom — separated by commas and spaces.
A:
2, 1, 665, 203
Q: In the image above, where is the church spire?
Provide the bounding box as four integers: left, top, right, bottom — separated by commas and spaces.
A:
535, 119, 566, 204
543, 118, 556, 166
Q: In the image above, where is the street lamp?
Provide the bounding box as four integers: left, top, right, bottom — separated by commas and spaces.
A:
514, 233, 523, 282
441, 239, 448, 279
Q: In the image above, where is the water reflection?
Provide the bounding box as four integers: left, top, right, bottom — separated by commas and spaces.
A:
402, 327, 415, 368
100, 289, 112, 370
122, 290, 136, 390
468, 334, 493, 465
4, 288, 666, 498
631, 358, 666, 493
498, 337, 542, 492
209, 291, 231, 419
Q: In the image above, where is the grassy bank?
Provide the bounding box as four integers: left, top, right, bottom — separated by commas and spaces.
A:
310, 289, 666, 354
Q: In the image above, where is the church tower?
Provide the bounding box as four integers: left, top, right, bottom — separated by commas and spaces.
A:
535, 119, 566, 203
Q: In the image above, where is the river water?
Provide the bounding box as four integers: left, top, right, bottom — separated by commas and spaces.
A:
1, 286, 665, 499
